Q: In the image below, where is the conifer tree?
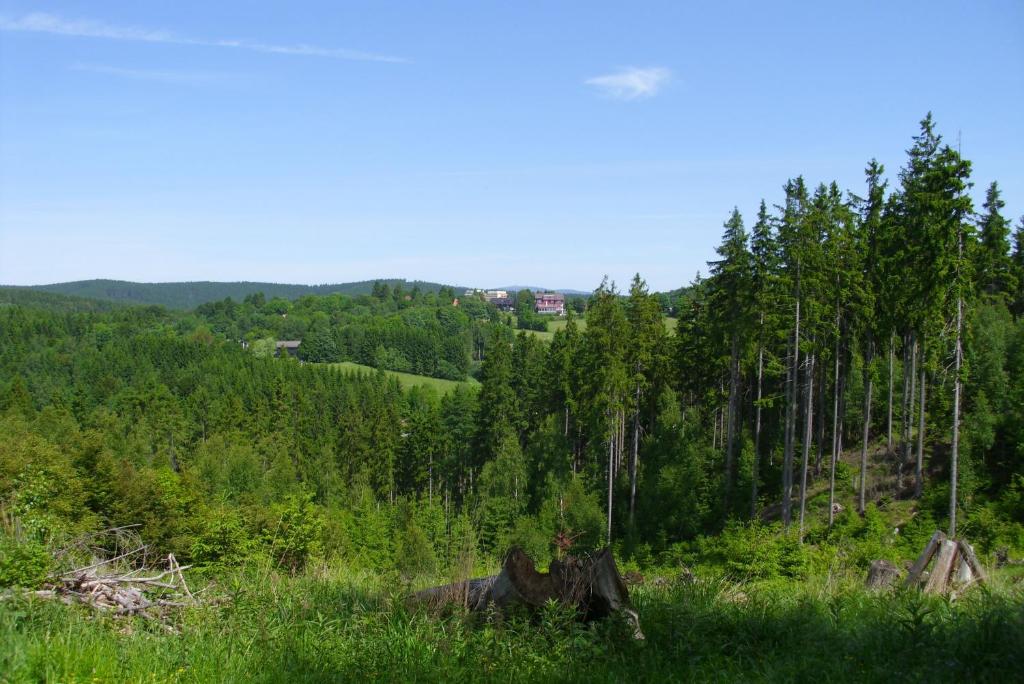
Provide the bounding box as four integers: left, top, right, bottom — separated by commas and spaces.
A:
856, 160, 886, 514
706, 209, 752, 511
474, 326, 516, 471
776, 177, 811, 528
582, 278, 629, 542
794, 183, 832, 538
624, 274, 666, 527
822, 182, 862, 527
1013, 217, 1024, 318
748, 200, 781, 517
975, 182, 1015, 302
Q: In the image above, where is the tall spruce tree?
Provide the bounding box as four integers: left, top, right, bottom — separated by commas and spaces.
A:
856, 160, 886, 514
474, 326, 516, 472
706, 209, 753, 512
748, 200, 782, 517
624, 274, 667, 528
975, 181, 1015, 302
777, 177, 811, 528
582, 278, 629, 542
1013, 217, 1024, 318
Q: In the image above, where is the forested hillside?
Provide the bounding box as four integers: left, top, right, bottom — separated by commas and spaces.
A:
0, 287, 127, 313
1, 115, 1023, 680
23, 278, 460, 309
2, 114, 1022, 574
194, 284, 496, 380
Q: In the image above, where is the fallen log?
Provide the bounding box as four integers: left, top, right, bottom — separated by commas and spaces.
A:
411, 547, 643, 638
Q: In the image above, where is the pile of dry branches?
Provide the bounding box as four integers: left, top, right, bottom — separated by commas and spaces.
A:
28, 525, 199, 619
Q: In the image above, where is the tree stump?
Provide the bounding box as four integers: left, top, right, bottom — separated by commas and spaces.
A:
410, 547, 642, 637
865, 560, 900, 589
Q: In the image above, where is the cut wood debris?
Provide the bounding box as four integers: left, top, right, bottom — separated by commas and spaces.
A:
9, 527, 201, 622
904, 530, 987, 595
30, 552, 197, 618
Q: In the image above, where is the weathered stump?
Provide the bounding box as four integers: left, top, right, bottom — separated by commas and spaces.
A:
924, 540, 959, 594
410, 547, 643, 637
865, 560, 900, 589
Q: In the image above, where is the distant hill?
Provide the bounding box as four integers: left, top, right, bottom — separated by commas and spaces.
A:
493, 286, 591, 296
22, 279, 461, 310
0, 287, 126, 313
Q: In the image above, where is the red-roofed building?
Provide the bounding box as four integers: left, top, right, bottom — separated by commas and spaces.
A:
534, 292, 565, 315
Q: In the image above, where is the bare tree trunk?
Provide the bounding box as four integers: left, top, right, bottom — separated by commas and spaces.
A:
815, 354, 827, 475
752, 325, 765, 519
904, 336, 917, 486
859, 340, 874, 515
607, 429, 615, 543
629, 388, 640, 528
887, 333, 894, 453
725, 335, 740, 507
798, 351, 815, 542
614, 409, 622, 473
950, 294, 963, 538
914, 365, 927, 498
783, 296, 801, 528
828, 332, 841, 528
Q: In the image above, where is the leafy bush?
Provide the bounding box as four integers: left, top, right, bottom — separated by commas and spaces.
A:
0, 530, 51, 588
696, 522, 820, 580
262, 493, 323, 572
189, 504, 257, 568
394, 502, 438, 581
961, 503, 1024, 555
373, 345, 413, 373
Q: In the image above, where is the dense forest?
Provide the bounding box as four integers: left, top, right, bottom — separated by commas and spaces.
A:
15, 278, 460, 310
194, 284, 494, 380
2, 115, 1023, 579
1, 115, 1023, 679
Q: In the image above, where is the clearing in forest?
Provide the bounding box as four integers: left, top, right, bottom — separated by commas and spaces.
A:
326, 361, 479, 394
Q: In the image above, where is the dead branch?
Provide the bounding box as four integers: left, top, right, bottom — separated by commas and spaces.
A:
24, 545, 203, 622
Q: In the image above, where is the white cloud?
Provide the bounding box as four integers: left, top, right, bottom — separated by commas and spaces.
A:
585, 67, 671, 100
0, 12, 407, 63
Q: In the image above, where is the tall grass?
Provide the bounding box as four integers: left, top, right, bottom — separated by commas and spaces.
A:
2, 565, 1021, 683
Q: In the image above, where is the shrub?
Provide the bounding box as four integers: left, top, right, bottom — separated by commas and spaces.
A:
189, 504, 256, 568
263, 492, 323, 572
395, 520, 436, 581
0, 530, 51, 588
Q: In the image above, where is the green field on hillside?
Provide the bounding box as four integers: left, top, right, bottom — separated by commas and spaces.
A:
519, 316, 678, 341
326, 361, 479, 393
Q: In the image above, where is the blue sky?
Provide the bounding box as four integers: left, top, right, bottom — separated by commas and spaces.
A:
1, 1, 1022, 291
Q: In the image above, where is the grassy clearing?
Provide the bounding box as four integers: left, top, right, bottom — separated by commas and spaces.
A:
520, 316, 678, 342
1, 565, 1020, 683
325, 362, 479, 394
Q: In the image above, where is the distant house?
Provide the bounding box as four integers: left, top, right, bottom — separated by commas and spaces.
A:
483, 290, 509, 301
275, 340, 302, 358
490, 296, 515, 312
534, 292, 565, 315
